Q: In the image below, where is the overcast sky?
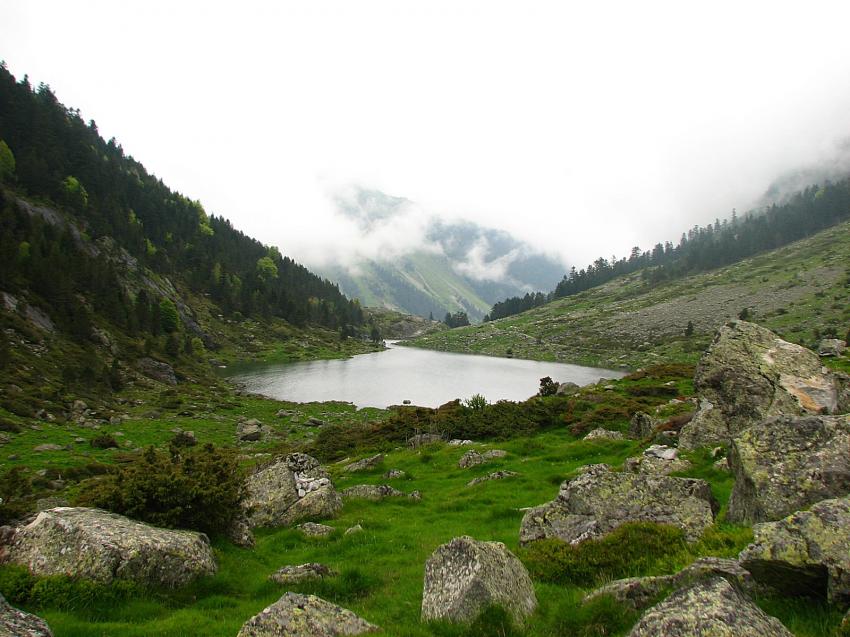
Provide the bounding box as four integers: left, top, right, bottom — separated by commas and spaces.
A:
3, 1, 850, 271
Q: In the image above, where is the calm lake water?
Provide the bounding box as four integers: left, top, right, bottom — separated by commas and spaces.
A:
228, 341, 626, 408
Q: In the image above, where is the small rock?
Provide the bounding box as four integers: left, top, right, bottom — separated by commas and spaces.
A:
343, 454, 384, 472
556, 382, 579, 396
629, 412, 656, 439
33, 444, 64, 452
345, 524, 363, 535
307, 417, 327, 427
584, 428, 624, 441
297, 522, 335, 537
237, 419, 264, 442
467, 470, 519, 487
269, 563, 337, 585
383, 469, 407, 479
818, 339, 847, 357
341, 485, 406, 500
448, 439, 474, 446
408, 433, 442, 448
236, 592, 378, 636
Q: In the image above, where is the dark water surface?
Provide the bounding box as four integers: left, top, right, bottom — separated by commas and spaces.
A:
227, 341, 626, 408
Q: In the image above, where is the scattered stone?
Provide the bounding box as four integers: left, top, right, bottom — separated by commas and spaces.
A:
0, 591, 54, 636
237, 418, 264, 442
727, 414, 850, 523
519, 464, 716, 545
344, 454, 384, 472
629, 412, 656, 439
344, 524, 363, 535
269, 563, 338, 585
409, 490, 422, 501
136, 357, 177, 385
556, 381, 580, 396
297, 522, 335, 537
627, 577, 792, 637
383, 469, 407, 479
307, 417, 327, 427
679, 321, 845, 450
819, 339, 847, 357
241, 454, 342, 529
0, 507, 216, 587
236, 592, 378, 636
341, 485, 406, 500
448, 439, 474, 446
584, 428, 624, 441
584, 557, 753, 611
33, 444, 64, 452
624, 445, 692, 475
458, 449, 507, 468
421, 536, 537, 625
408, 433, 443, 448
227, 518, 256, 548
467, 470, 518, 487
74, 437, 85, 444
739, 496, 850, 604
275, 409, 297, 418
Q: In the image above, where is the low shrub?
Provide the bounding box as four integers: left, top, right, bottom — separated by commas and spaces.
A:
0, 418, 21, 433
90, 434, 119, 449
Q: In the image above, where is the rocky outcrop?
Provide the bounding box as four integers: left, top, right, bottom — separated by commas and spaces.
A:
726, 414, 850, 523
343, 454, 384, 472
627, 577, 792, 637
584, 557, 753, 611
421, 536, 536, 625
237, 592, 378, 636
628, 412, 656, 439
0, 592, 54, 636
269, 563, 337, 585
739, 496, 850, 604
457, 449, 507, 469
0, 507, 216, 587
136, 357, 177, 385
680, 321, 846, 450
624, 445, 691, 475
241, 454, 342, 529
519, 464, 716, 546
467, 470, 518, 487
584, 428, 624, 441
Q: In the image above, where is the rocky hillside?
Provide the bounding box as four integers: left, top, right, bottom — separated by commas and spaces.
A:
404, 219, 850, 370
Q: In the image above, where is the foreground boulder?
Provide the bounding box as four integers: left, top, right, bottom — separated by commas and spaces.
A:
237, 592, 378, 637
0, 592, 53, 637
241, 454, 342, 529
727, 414, 850, 523
0, 507, 216, 587
421, 536, 536, 625
627, 577, 791, 637
519, 464, 716, 545
739, 496, 850, 604
680, 321, 847, 450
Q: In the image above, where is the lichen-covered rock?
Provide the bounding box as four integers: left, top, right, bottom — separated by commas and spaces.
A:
237, 419, 265, 442
241, 454, 342, 529
584, 428, 624, 441
237, 592, 378, 636
519, 464, 716, 545
0, 507, 216, 587
623, 445, 691, 475
628, 412, 656, 439
739, 496, 850, 604
458, 449, 507, 469
421, 536, 536, 625
270, 563, 337, 585
383, 469, 407, 479
627, 577, 791, 637
727, 414, 850, 523
467, 470, 518, 487
297, 522, 335, 537
0, 591, 54, 636
343, 454, 384, 472
584, 557, 753, 611
556, 381, 580, 396
341, 485, 410, 500
680, 321, 845, 450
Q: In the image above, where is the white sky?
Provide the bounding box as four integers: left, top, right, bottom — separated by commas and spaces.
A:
3, 1, 850, 269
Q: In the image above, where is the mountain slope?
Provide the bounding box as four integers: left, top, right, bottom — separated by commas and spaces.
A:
404, 219, 850, 370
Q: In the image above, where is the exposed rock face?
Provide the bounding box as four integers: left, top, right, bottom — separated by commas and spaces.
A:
584, 557, 753, 612
819, 339, 847, 357
628, 412, 656, 439
237, 592, 378, 637
627, 577, 792, 637
136, 357, 177, 385
0, 592, 54, 637
241, 454, 342, 529
467, 470, 518, 487
458, 449, 507, 468
421, 536, 537, 625
739, 496, 850, 604
519, 464, 716, 546
270, 563, 337, 585
584, 428, 624, 441
297, 522, 335, 537
343, 454, 384, 472
624, 445, 691, 475
408, 433, 443, 447
680, 321, 845, 450
727, 414, 850, 523
341, 485, 409, 500
0, 507, 216, 587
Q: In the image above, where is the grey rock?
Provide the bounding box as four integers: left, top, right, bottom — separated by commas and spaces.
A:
227, 518, 256, 548
584, 428, 625, 441
519, 464, 716, 545
458, 449, 507, 469
0, 507, 216, 587
341, 485, 406, 500
739, 496, 850, 604
136, 357, 177, 385
629, 411, 657, 439
448, 439, 474, 446
270, 563, 337, 585
383, 469, 407, 479
713, 457, 730, 472
408, 433, 443, 448
819, 338, 847, 357
344, 524, 363, 535
276, 409, 298, 418
421, 536, 537, 625
680, 321, 844, 450
467, 470, 519, 487
307, 417, 327, 427
627, 577, 791, 637
297, 522, 335, 537
33, 444, 64, 452
343, 454, 384, 472
237, 592, 378, 636
237, 418, 264, 442
624, 445, 691, 475
727, 414, 850, 523
556, 381, 580, 396
0, 591, 54, 636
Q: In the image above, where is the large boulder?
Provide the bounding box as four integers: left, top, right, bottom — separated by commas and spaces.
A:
421, 536, 537, 625
0, 592, 53, 637
627, 577, 792, 637
241, 454, 342, 529
680, 321, 846, 450
726, 414, 850, 523
0, 507, 216, 587
237, 592, 378, 637
519, 464, 716, 546
739, 496, 850, 605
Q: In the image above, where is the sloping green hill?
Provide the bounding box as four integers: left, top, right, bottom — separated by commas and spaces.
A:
404, 220, 850, 370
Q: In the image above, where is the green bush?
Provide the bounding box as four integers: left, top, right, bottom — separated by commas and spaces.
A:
520, 523, 688, 587
75, 444, 242, 536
